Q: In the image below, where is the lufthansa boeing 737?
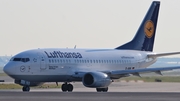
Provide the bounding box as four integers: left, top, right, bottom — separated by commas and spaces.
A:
3, 1, 180, 92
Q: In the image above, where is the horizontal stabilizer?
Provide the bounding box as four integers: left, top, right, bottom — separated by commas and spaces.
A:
147, 52, 180, 58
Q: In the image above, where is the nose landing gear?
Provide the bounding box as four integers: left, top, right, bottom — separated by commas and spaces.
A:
61, 82, 73, 92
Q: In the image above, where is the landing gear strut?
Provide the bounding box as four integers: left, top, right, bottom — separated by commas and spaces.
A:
96, 87, 108, 92
61, 82, 73, 92
22, 86, 30, 92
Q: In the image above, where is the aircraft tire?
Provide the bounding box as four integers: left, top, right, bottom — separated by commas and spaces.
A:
22, 86, 30, 92
96, 87, 108, 92
61, 84, 68, 92
96, 88, 101, 92
67, 84, 73, 92
103, 87, 108, 92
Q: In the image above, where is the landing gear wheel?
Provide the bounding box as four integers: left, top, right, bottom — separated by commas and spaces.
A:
61, 83, 74, 92
96, 87, 108, 92
96, 88, 102, 92
67, 84, 73, 92
61, 84, 68, 92
103, 87, 108, 92
22, 86, 30, 92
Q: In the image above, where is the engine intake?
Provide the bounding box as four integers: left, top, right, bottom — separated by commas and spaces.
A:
83, 72, 112, 88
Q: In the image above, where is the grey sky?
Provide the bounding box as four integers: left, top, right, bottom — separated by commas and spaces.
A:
0, 0, 180, 56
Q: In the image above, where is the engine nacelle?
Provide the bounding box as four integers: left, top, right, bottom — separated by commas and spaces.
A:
82, 72, 112, 88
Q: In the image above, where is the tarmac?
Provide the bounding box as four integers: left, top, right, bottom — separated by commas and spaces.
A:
1, 76, 180, 101
1, 82, 180, 101
1, 92, 180, 101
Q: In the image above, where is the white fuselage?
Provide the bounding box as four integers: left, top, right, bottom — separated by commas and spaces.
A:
4, 48, 157, 82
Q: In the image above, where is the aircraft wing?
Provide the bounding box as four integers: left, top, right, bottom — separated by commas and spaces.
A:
105, 66, 180, 79
73, 66, 180, 79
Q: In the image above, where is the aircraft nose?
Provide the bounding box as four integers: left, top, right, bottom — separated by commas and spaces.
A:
3, 63, 14, 75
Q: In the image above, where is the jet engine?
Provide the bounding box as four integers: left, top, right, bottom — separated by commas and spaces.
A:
82, 72, 112, 88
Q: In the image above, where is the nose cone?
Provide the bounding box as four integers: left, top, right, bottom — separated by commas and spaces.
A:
3, 63, 14, 75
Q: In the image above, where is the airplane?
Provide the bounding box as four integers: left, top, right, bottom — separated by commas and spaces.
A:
3, 1, 180, 92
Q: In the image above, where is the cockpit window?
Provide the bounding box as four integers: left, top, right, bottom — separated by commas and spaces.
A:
13, 58, 21, 61
13, 58, 30, 62
21, 58, 30, 62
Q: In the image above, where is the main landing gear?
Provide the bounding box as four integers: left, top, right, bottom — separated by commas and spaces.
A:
61, 82, 73, 92
96, 87, 108, 92
22, 86, 30, 92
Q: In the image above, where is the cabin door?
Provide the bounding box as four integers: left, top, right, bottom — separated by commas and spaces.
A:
38, 53, 46, 70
